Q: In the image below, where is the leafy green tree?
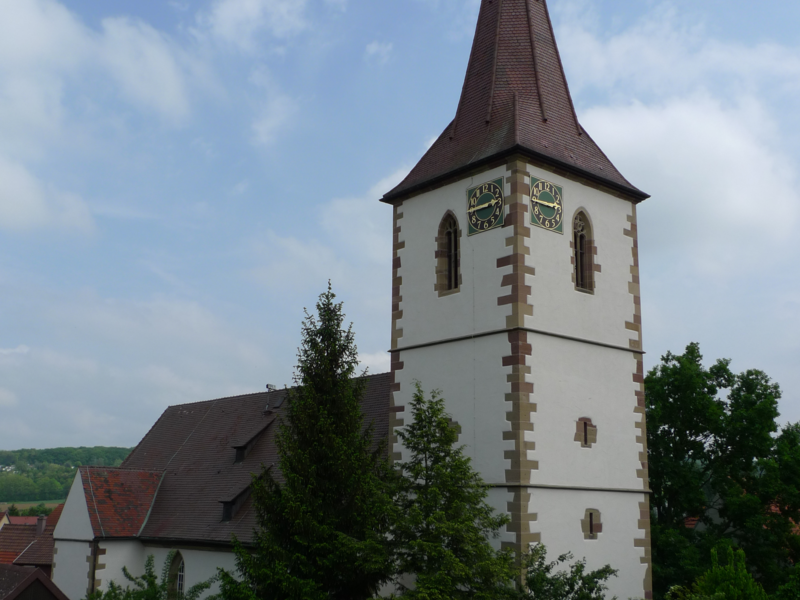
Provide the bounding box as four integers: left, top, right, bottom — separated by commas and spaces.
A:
86, 551, 216, 600
37, 478, 63, 500
218, 285, 395, 600
646, 343, 800, 597
391, 382, 515, 599
518, 544, 617, 600
7, 504, 20, 516
21, 503, 53, 516
0, 473, 38, 501
665, 547, 768, 600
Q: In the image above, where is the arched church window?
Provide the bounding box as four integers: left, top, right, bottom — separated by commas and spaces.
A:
435, 213, 461, 296
168, 551, 185, 598
573, 212, 594, 292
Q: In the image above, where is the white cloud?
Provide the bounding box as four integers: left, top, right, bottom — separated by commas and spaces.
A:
0, 346, 30, 356
249, 66, 299, 146
364, 41, 393, 66
557, 5, 800, 100
358, 351, 390, 374
0, 389, 19, 408
252, 94, 298, 145
0, 156, 93, 232
198, 0, 308, 53
583, 95, 799, 275
97, 17, 193, 123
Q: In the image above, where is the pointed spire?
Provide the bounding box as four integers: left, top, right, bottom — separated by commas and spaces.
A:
383, 0, 647, 203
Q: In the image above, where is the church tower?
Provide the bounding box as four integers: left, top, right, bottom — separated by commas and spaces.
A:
381, 0, 652, 598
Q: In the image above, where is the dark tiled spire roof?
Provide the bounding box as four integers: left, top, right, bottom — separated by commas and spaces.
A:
383, 0, 647, 202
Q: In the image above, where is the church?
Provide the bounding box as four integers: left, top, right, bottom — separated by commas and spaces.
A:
52, 0, 652, 598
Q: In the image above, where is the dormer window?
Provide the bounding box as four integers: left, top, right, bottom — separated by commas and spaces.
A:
436, 213, 461, 296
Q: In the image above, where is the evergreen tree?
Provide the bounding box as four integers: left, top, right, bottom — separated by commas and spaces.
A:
391, 382, 515, 599
219, 285, 395, 600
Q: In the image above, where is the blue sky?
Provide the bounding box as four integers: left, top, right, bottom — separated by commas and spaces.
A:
1, 0, 798, 449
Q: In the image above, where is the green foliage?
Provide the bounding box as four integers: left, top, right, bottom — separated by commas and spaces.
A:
0, 446, 132, 502
219, 285, 395, 600
665, 548, 767, 600
518, 544, 617, 600
773, 569, 800, 600
391, 382, 515, 599
646, 343, 800, 597
85, 551, 217, 600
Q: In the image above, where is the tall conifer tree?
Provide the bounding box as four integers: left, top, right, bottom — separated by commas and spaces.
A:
219, 285, 395, 600
392, 382, 515, 599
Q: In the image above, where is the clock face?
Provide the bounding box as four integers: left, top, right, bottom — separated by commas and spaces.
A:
467, 178, 505, 236
530, 177, 564, 234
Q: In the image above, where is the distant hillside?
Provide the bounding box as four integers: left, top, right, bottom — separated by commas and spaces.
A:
0, 446, 133, 503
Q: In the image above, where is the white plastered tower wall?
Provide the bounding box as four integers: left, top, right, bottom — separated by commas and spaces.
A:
53, 470, 95, 600
389, 157, 650, 599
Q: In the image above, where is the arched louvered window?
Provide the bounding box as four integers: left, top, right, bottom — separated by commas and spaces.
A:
436, 213, 461, 296
573, 212, 594, 292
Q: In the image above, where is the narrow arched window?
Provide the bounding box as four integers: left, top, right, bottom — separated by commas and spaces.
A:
168, 551, 185, 598
573, 212, 594, 292
436, 213, 461, 296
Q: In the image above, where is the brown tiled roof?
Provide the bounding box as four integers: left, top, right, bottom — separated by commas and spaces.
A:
0, 563, 70, 600
6, 519, 35, 527
80, 468, 163, 538
120, 372, 391, 546
0, 526, 35, 564
13, 526, 55, 567
382, 0, 647, 203
0, 564, 35, 600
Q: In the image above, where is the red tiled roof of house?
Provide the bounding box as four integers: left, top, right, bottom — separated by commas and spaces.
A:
382, 0, 647, 204
79, 467, 163, 538
120, 372, 391, 546
45, 505, 63, 529
0, 552, 18, 565
6, 518, 36, 526
0, 526, 36, 564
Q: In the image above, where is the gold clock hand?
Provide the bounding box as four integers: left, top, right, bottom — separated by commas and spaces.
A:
468, 197, 499, 213
532, 198, 559, 209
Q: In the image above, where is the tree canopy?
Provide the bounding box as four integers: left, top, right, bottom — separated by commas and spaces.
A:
646, 342, 800, 598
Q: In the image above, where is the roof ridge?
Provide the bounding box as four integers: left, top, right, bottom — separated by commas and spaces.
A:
80, 465, 164, 473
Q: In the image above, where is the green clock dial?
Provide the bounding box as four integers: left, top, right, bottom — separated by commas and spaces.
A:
530, 177, 563, 233
467, 178, 504, 235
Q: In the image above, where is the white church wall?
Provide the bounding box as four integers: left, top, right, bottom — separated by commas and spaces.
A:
524, 164, 636, 349
53, 470, 93, 541
52, 540, 92, 600
394, 335, 515, 484
530, 487, 647, 600
396, 164, 511, 348
529, 336, 643, 490
53, 470, 95, 600
143, 545, 238, 597
97, 540, 146, 593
